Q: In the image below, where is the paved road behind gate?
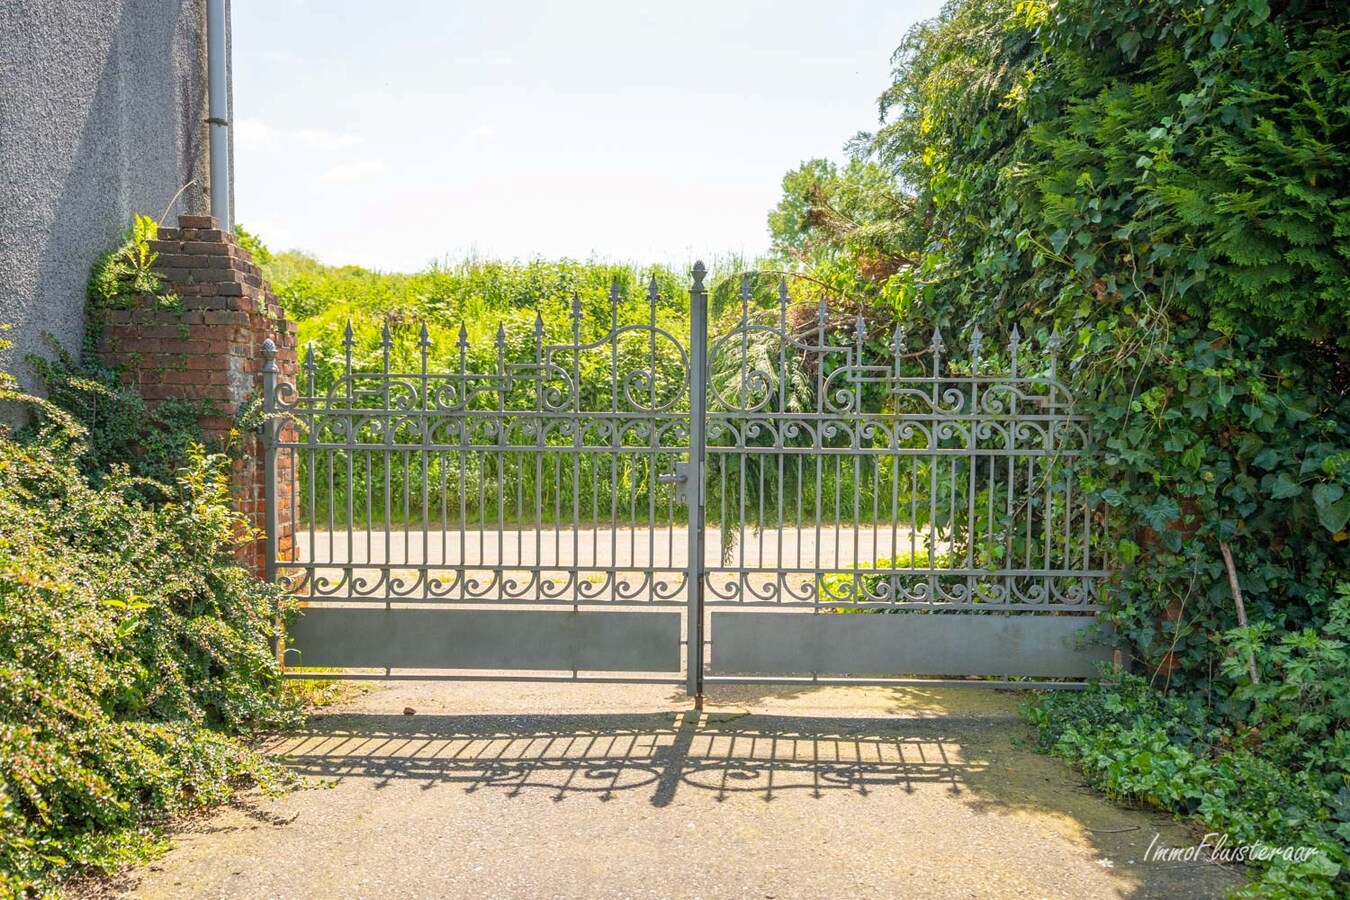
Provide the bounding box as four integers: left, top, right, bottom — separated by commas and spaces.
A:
110, 683, 1242, 899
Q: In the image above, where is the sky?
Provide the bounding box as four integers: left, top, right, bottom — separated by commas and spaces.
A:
230, 0, 944, 272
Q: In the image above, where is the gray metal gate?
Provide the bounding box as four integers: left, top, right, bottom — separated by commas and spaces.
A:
262, 263, 1112, 697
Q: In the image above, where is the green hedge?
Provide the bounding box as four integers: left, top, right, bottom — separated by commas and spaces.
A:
0, 384, 295, 893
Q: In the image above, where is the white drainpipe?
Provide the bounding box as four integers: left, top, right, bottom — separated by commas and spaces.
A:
206, 0, 231, 228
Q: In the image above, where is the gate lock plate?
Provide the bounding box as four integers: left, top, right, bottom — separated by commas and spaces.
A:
657, 462, 691, 506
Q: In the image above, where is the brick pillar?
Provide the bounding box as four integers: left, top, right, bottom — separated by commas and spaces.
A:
94, 214, 297, 579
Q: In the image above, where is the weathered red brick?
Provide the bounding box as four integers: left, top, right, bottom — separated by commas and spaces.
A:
183, 241, 231, 256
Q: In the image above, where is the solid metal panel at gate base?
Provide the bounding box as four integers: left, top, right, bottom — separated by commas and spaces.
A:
262, 265, 1111, 690
286, 608, 681, 672
708, 612, 1114, 679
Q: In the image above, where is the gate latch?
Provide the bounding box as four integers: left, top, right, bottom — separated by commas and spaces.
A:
657, 462, 691, 506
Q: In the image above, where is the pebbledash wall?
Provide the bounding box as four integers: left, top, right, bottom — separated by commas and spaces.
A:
0, 0, 232, 395
0, 3, 294, 577
92, 214, 296, 577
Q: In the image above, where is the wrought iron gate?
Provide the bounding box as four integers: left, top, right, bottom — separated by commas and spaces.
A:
263, 263, 1112, 696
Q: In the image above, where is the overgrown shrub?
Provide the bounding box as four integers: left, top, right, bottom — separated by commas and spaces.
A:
0, 381, 295, 893
858, 0, 1350, 685
25, 340, 212, 486
1024, 670, 1348, 896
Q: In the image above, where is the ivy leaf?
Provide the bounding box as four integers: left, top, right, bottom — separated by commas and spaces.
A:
1312, 485, 1344, 507
1312, 483, 1344, 509
1317, 499, 1350, 535
1267, 474, 1303, 499
1141, 497, 1181, 531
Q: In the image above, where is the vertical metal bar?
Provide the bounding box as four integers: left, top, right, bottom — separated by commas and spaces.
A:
777, 279, 788, 583
610, 283, 620, 577
327, 447, 335, 563
365, 450, 372, 566
573, 294, 584, 595
795, 456, 803, 568
966, 328, 980, 602
495, 326, 507, 600
686, 262, 708, 701
646, 279, 659, 593
457, 326, 468, 599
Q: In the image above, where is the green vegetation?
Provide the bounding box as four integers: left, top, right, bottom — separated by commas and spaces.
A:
1025, 662, 1348, 896
86, 214, 178, 315
763, 0, 1347, 893
0, 350, 296, 894
25, 341, 214, 487
819, 550, 954, 606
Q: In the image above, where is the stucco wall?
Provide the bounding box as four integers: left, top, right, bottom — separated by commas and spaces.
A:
0, 0, 222, 395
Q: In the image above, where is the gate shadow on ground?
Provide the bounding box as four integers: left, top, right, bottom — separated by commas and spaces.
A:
271, 708, 1245, 897
274, 712, 983, 807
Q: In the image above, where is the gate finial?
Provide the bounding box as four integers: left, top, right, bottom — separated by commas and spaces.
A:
691, 260, 706, 292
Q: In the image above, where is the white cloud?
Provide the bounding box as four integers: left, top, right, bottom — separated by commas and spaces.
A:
295, 129, 360, 149
322, 159, 387, 180
469, 125, 493, 141
234, 117, 276, 149
486, 56, 513, 66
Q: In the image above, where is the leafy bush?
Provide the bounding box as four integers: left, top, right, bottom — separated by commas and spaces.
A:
1024, 672, 1347, 897
855, 0, 1350, 685
1220, 584, 1350, 788
25, 339, 212, 487
0, 382, 295, 893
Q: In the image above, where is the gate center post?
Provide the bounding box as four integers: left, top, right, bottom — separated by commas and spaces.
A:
687, 262, 709, 704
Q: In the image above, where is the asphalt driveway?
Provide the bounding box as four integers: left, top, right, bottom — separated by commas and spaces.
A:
106, 682, 1242, 899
